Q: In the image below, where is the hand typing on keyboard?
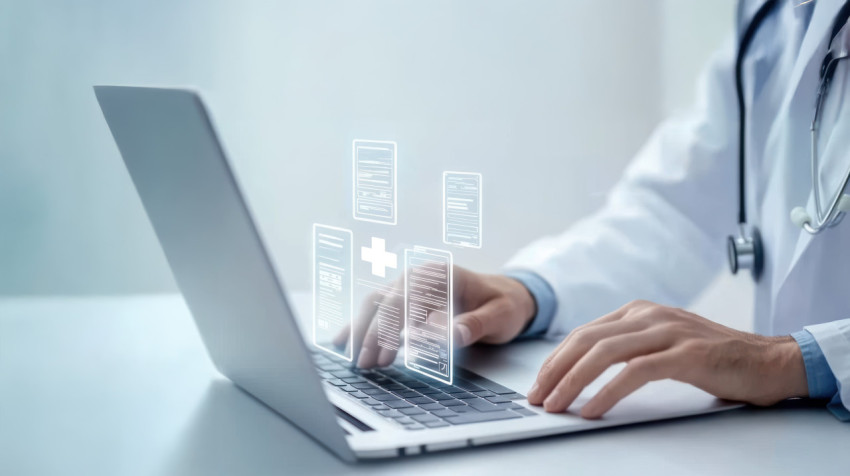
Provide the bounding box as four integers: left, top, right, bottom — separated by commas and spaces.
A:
331, 266, 537, 369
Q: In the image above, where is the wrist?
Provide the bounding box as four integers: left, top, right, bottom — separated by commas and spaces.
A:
765, 335, 809, 401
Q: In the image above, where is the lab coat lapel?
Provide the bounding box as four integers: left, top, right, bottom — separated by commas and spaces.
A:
774, 0, 845, 294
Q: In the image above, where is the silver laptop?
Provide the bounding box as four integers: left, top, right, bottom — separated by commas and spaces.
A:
94, 86, 741, 461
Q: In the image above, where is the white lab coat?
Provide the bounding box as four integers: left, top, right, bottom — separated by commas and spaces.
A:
506, 0, 850, 416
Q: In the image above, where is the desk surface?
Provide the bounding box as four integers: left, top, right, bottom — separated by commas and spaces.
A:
0, 294, 846, 476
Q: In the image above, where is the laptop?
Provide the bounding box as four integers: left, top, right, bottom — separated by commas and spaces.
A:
94, 86, 741, 461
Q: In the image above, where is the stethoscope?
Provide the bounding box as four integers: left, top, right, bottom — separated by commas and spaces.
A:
728, 0, 850, 281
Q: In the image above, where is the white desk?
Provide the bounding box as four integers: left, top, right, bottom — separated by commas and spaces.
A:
0, 294, 846, 476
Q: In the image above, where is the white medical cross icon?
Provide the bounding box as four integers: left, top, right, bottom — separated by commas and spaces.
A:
361, 237, 398, 278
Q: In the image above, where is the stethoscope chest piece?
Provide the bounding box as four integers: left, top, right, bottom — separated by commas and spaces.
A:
727, 226, 764, 281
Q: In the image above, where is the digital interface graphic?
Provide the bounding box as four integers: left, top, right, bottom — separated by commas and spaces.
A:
404, 246, 453, 384
443, 171, 482, 248
312, 224, 353, 361
353, 140, 397, 225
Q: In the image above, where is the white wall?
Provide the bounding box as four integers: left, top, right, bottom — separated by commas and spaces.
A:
0, 0, 747, 325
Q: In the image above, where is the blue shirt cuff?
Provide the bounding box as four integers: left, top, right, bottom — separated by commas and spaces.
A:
504, 270, 557, 339
791, 329, 839, 400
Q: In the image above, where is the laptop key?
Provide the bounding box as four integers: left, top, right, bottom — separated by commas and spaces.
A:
449, 405, 474, 413
439, 399, 466, 407
430, 393, 455, 401
443, 410, 521, 425
420, 403, 444, 411
395, 390, 422, 399
371, 394, 400, 402
384, 383, 406, 391
342, 376, 366, 384
430, 409, 456, 418
362, 398, 383, 406
424, 420, 450, 428
396, 417, 416, 425
406, 424, 426, 430
472, 390, 496, 398
352, 382, 376, 390
399, 407, 425, 416
443, 387, 467, 394
349, 391, 369, 399
327, 379, 346, 386
361, 388, 387, 395
485, 395, 511, 404
331, 370, 358, 379
503, 393, 525, 400
452, 392, 477, 400
467, 399, 502, 412
377, 410, 405, 418
495, 402, 525, 410
411, 413, 439, 423
404, 381, 428, 389
384, 400, 413, 409
340, 385, 358, 392
419, 387, 442, 395
406, 396, 435, 405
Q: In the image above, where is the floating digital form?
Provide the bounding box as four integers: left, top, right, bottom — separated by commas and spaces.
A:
312, 224, 353, 361
404, 246, 453, 384
353, 140, 397, 225
443, 171, 482, 248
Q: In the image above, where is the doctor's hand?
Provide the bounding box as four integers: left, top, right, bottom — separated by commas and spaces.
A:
526, 300, 809, 418
335, 266, 536, 368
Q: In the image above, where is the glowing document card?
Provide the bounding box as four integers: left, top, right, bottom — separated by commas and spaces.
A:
313, 224, 353, 361
404, 247, 453, 384
353, 140, 397, 225
443, 171, 482, 248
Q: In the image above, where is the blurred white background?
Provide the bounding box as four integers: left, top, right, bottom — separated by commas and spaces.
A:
0, 0, 752, 328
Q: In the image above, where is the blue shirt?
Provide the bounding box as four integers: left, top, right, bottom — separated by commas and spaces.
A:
507, 270, 846, 419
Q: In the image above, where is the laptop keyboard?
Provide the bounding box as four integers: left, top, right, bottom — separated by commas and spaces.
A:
312, 351, 537, 430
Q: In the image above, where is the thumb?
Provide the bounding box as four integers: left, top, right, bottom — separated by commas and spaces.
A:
453, 299, 504, 347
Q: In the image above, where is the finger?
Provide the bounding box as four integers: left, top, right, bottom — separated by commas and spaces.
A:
534, 303, 634, 379
580, 348, 681, 419
348, 292, 381, 357
356, 289, 404, 368
541, 329, 673, 413
453, 298, 513, 347
356, 310, 385, 368
527, 319, 646, 404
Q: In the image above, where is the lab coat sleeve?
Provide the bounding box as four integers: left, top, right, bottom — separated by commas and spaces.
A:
804, 320, 850, 420
504, 35, 739, 338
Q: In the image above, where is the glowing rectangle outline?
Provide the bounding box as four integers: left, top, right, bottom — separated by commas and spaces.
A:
403, 246, 453, 385
442, 171, 483, 249
352, 140, 398, 225
312, 223, 353, 361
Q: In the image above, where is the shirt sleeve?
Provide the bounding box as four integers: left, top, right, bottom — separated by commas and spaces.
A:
791, 329, 839, 399
804, 320, 850, 422
504, 270, 557, 339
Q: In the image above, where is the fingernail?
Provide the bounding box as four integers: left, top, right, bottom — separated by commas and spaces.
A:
357, 347, 374, 368
455, 324, 471, 347
527, 382, 540, 401
543, 390, 562, 412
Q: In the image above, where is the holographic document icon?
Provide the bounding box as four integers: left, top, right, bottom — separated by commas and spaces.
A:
404, 246, 453, 384
443, 171, 482, 248
353, 140, 397, 225
312, 224, 353, 361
